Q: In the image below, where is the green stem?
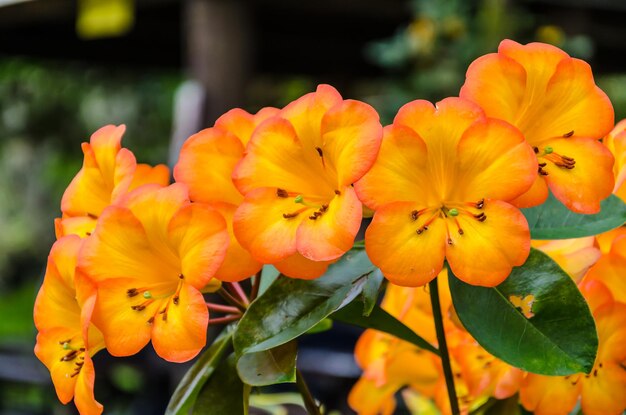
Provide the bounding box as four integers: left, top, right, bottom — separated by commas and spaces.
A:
296, 368, 321, 415
429, 277, 460, 415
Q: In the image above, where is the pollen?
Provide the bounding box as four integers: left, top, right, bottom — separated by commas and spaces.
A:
276, 188, 289, 198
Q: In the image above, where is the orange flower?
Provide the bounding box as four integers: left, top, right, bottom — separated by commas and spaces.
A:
56, 125, 169, 238
586, 229, 626, 303
174, 108, 278, 281
78, 183, 229, 362
532, 237, 601, 283
34, 235, 105, 415
460, 39, 615, 213
604, 119, 626, 201
356, 98, 536, 287
520, 286, 626, 415
232, 85, 382, 278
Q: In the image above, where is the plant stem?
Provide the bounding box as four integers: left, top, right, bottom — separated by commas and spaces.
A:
428, 277, 460, 415
227, 281, 250, 305
208, 314, 241, 325
250, 270, 262, 301
296, 368, 321, 415
217, 287, 247, 312
206, 302, 241, 314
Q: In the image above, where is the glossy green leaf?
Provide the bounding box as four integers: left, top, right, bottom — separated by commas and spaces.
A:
306, 318, 333, 334
449, 249, 598, 375
236, 341, 297, 387
166, 327, 234, 415
234, 249, 375, 355
193, 353, 250, 415
332, 301, 439, 355
259, 265, 280, 296
361, 268, 384, 316
522, 193, 626, 239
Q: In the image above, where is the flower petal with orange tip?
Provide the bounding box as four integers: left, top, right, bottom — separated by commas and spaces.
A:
129, 163, 170, 190
215, 107, 280, 147
320, 99, 383, 187
174, 127, 245, 206
585, 233, 626, 304
366, 202, 447, 287
354, 124, 430, 210
73, 356, 102, 415
509, 173, 550, 208
542, 137, 614, 213
446, 200, 530, 287
273, 252, 333, 280
151, 282, 209, 362
55, 216, 97, 239
296, 186, 361, 261
520, 373, 581, 415
348, 376, 397, 415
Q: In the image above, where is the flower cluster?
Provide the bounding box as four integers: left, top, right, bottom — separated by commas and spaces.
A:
33, 40, 622, 414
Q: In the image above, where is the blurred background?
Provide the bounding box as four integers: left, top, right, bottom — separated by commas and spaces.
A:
1, 0, 625, 413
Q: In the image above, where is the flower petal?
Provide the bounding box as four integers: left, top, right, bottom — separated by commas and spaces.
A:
55, 216, 98, 239
455, 118, 536, 202
215, 107, 280, 147
446, 200, 530, 286
129, 163, 170, 190
509, 173, 549, 208
355, 124, 430, 210
151, 283, 208, 362
543, 137, 614, 213
296, 186, 361, 261
273, 253, 333, 280
233, 187, 302, 263
520, 373, 581, 415
365, 202, 447, 286
167, 203, 229, 288
174, 127, 245, 205
74, 355, 103, 415
320, 99, 382, 186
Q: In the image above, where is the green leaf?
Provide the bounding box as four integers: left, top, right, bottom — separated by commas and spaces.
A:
193, 353, 250, 415
306, 318, 333, 334
236, 341, 297, 386
234, 249, 375, 355
522, 193, 626, 239
449, 249, 598, 375
165, 327, 234, 415
361, 268, 384, 316
332, 301, 439, 355
259, 265, 280, 296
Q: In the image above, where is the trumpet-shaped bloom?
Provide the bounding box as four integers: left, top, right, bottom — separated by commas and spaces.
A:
604, 119, 626, 201
356, 98, 536, 287
460, 39, 615, 213
174, 108, 278, 281
520, 290, 626, 415
532, 237, 601, 283
232, 85, 382, 278
56, 125, 169, 238
79, 184, 229, 362
34, 235, 105, 415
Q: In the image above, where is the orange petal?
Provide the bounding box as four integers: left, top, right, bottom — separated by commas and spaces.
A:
604, 121, 626, 195
543, 137, 614, 213
210, 202, 262, 282
365, 202, 447, 286
215, 107, 280, 147
233, 187, 302, 263
446, 200, 530, 286
79, 205, 179, 286
296, 186, 361, 261
520, 373, 581, 415
173, 127, 245, 205
35, 327, 80, 404
167, 203, 229, 289
280, 84, 343, 152
348, 376, 397, 415
232, 117, 331, 197
274, 252, 333, 280
509, 173, 549, 209
74, 355, 103, 415
61, 125, 135, 217
55, 216, 98, 239
585, 240, 626, 305
130, 163, 170, 190
455, 118, 536, 202
151, 283, 208, 362
320, 99, 382, 186
355, 124, 430, 210
91, 277, 162, 357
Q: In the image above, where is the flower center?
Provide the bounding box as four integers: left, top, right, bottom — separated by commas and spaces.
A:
126, 274, 185, 325
58, 337, 86, 378
533, 146, 576, 175
410, 199, 486, 244
276, 188, 340, 221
